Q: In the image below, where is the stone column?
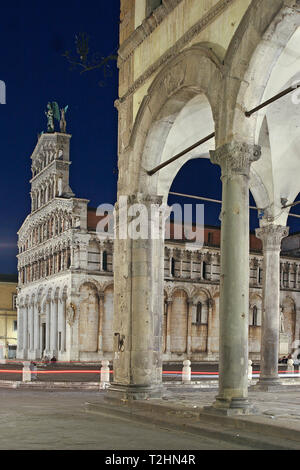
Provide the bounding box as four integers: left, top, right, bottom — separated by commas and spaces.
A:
255, 224, 289, 389
186, 299, 193, 356
50, 298, 58, 355
98, 293, 104, 352
109, 194, 166, 400
33, 304, 40, 356
61, 298, 67, 352
23, 305, 28, 356
17, 305, 23, 357
29, 303, 34, 352
57, 299, 64, 352
165, 299, 172, 355
206, 298, 214, 355
168, 249, 173, 277
207, 142, 261, 414
45, 301, 50, 353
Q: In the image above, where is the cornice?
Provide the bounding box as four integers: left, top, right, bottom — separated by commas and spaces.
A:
116, 0, 235, 105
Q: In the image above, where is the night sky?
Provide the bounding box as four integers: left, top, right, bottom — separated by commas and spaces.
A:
0, 1, 299, 274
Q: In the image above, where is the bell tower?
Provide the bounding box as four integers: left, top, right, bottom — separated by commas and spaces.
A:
30, 132, 75, 213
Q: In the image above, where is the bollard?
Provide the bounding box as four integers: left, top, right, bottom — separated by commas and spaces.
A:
0, 345, 5, 365
287, 358, 294, 374
30, 362, 38, 381
248, 360, 253, 382
100, 360, 110, 389
182, 360, 191, 384
22, 361, 31, 382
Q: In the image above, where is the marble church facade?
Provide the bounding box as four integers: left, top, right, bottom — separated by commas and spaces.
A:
16, 132, 300, 362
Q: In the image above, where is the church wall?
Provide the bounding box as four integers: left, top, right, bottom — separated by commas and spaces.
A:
16, 245, 300, 363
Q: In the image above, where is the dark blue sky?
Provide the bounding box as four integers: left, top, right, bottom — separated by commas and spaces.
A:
0, 1, 299, 274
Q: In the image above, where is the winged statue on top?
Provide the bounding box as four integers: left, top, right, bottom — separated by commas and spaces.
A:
45, 101, 69, 133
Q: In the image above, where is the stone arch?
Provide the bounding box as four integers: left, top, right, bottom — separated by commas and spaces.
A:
222, 0, 300, 216
169, 284, 191, 299
119, 44, 223, 197
223, 0, 299, 144
78, 278, 101, 293
78, 282, 100, 353
192, 286, 213, 302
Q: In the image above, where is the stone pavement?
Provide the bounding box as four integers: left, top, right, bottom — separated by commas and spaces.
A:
0, 389, 254, 450
86, 385, 300, 450
2, 367, 300, 450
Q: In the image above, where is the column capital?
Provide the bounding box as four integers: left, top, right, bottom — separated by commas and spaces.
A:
210, 142, 261, 177
256, 224, 289, 251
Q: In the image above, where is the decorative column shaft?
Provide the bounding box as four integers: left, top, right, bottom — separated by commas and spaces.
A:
46, 301, 50, 352
255, 224, 289, 389
98, 293, 105, 352
23, 305, 28, 354
50, 298, 58, 354
29, 303, 34, 352
33, 304, 40, 355
208, 142, 261, 413
61, 298, 67, 352
166, 300, 172, 354
57, 299, 64, 352
186, 299, 193, 355
206, 298, 214, 354
17, 305, 23, 355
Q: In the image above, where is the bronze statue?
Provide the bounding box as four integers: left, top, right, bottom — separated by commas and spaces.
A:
45, 102, 68, 133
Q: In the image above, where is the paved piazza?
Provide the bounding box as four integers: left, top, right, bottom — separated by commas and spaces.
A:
0, 389, 252, 450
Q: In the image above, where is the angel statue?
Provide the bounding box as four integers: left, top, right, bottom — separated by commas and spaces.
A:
60, 105, 68, 133
45, 102, 55, 133
45, 102, 69, 133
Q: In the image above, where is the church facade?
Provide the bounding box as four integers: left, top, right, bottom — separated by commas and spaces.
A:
16, 132, 300, 362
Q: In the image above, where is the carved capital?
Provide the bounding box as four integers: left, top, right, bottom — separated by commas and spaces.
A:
255, 225, 289, 252
210, 142, 261, 178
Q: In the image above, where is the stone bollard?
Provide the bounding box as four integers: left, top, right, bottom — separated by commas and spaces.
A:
248, 360, 253, 382
22, 361, 31, 382
182, 360, 191, 384
0, 345, 6, 365
287, 358, 294, 374
30, 362, 38, 381
100, 360, 110, 389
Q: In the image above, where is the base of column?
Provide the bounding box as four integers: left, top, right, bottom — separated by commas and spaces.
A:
251, 377, 284, 391
28, 350, 41, 360
107, 382, 163, 401
16, 349, 27, 360
202, 396, 257, 416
